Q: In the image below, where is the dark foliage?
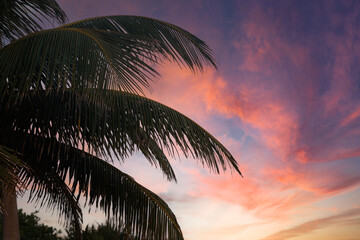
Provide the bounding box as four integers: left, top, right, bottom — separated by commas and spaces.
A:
0, 209, 62, 240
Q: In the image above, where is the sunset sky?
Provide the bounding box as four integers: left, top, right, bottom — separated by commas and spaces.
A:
18, 1, 360, 239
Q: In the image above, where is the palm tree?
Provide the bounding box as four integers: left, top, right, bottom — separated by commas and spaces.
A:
0, 0, 242, 239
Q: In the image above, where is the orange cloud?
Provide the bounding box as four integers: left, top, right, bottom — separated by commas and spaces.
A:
153, 63, 300, 162
148, 40, 360, 218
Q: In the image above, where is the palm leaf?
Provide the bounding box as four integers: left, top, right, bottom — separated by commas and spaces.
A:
1, 90, 241, 177
0, 0, 67, 45
0, 146, 22, 189
19, 161, 83, 239
135, 129, 177, 181
0, 145, 28, 213
0, 27, 161, 101
0, 141, 82, 236
7, 135, 183, 240
62, 15, 216, 71
0, 15, 216, 102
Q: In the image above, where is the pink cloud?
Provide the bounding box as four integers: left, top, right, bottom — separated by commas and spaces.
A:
188, 172, 316, 219
158, 2, 360, 166
186, 163, 360, 223
144, 2, 360, 220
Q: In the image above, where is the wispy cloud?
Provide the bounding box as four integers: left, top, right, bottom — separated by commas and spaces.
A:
148, 1, 360, 220
261, 208, 360, 240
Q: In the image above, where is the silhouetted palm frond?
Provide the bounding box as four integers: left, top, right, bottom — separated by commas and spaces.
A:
0, 0, 67, 45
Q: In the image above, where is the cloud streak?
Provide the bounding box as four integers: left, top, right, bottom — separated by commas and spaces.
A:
261, 208, 360, 240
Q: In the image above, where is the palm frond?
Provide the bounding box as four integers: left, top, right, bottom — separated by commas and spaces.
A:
0, 0, 67, 45
0, 146, 21, 189
0, 145, 27, 196
0, 27, 161, 101
1, 90, 241, 177
0, 15, 217, 101
7, 135, 183, 240
0, 145, 30, 214
135, 129, 177, 181
62, 15, 216, 71
19, 161, 83, 238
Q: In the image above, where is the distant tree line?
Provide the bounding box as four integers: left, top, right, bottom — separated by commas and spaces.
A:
0, 209, 134, 240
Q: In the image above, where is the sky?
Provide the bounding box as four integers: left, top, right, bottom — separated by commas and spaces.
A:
18, 0, 360, 239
